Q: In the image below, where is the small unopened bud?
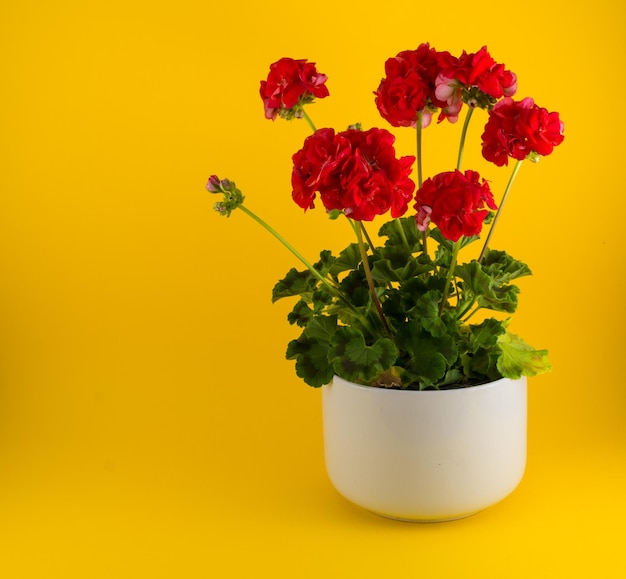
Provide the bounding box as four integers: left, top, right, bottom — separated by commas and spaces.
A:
209, 178, 245, 218
213, 201, 229, 214
220, 178, 234, 192
206, 175, 221, 193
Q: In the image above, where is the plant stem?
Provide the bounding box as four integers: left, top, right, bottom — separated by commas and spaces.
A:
301, 109, 316, 132
395, 219, 410, 251
415, 111, 428, 255
478, 159, 523, 262
457, 106, 474, 171
461, 304, 482, 322
360, 222, 375, 252
354, 219, 392, 336
415, 112, 424, 188
439, 239, 462, 315
238, 204, 335, 293
239, 204, 374, 332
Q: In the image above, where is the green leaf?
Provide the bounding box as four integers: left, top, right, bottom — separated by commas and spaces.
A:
329, 327, 398, 384
370, 248, 432, 284
459, 318, 507, 381
311, 288, 333, 311
369, 258, 397, 283
481, 249, 532, 283
439, 369, 464, 387
412, 290, 447, 337
456, 261, 520, 313
338, 269, 370, 307
395, 321, 458, 388
287, 300, 313, 327
313, 250, 336, 277
378, 217, 422, 251
329, 243, 362, 276
497, 331, 551, 379
430, 228, 479, 250
286, 335, 335, 387
468, 318, 506, 350
302, 314, 338, 341
285, 315, 339, 387
272, 268, 315, 302
461, 348, 501, 382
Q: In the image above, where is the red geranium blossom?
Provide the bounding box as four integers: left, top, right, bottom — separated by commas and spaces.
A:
481, 97, 565, 166
456, 46, 517, 99
260, 57, 329, 120
414, 170, 497, 242
292, 127, 416, 221
435, 46, 517, 113
374, 43, 459, 128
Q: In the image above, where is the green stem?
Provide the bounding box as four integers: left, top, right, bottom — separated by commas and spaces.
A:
416, 112, 424, 188
239, 204, 374, 332
360, 222, 375, 252
415, 111, 428, 255
455, 296, 476, 320
461, 304, 482, 323
238, 204, 335, 293
478, 159, 523, 262
457, 106, 474, 171
395, 219, 410, 252
439, 239, 462, 315
354, 219, 391, 336
301, 109, 316, 132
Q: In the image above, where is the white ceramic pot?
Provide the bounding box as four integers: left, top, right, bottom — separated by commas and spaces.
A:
322, 375, 527, 522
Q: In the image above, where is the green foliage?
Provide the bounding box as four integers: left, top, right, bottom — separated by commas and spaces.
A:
329, 244, 361, 276
272, 268, 316, 303
330, 328, 398, 383
460, 318, 506, 381
497, 331, 552, 379
273, 217, 550, 389
395, 320, 458, 387
285, 315, 338, 388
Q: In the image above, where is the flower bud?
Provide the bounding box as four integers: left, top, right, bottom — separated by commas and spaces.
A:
213, 201, 229, 214
206, 175, 221, 193
209, 178, 245, 217
220, 178, 234, 192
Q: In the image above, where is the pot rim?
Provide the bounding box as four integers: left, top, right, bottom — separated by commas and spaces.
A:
330, 374, 526, 395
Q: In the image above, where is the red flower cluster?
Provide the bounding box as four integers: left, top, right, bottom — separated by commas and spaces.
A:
436, 46, 517, 106
481, 97, 565, 166
260, 57, 329, 120
291, 127, 416, 221
374, 43, 458, 128
375, 44, 518, 128
414, 170, 497, 242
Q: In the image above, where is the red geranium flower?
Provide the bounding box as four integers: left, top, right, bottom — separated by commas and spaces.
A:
291, 128, 347, 209
374, 43, 458, 128
260, 57, 329, 121
414, 170, 497, 242
435, 46, 517, 113
291, 127, 416, 221
481, 97, 565, 166
457, 46, 517, 99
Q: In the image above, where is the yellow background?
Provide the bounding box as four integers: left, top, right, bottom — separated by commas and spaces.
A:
1, 0, 625, 576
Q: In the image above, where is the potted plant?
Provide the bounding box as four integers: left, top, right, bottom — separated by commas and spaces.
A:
207, 44, 564, 521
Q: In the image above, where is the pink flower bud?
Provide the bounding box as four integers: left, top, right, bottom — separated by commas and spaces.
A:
206, 175, 221, 193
